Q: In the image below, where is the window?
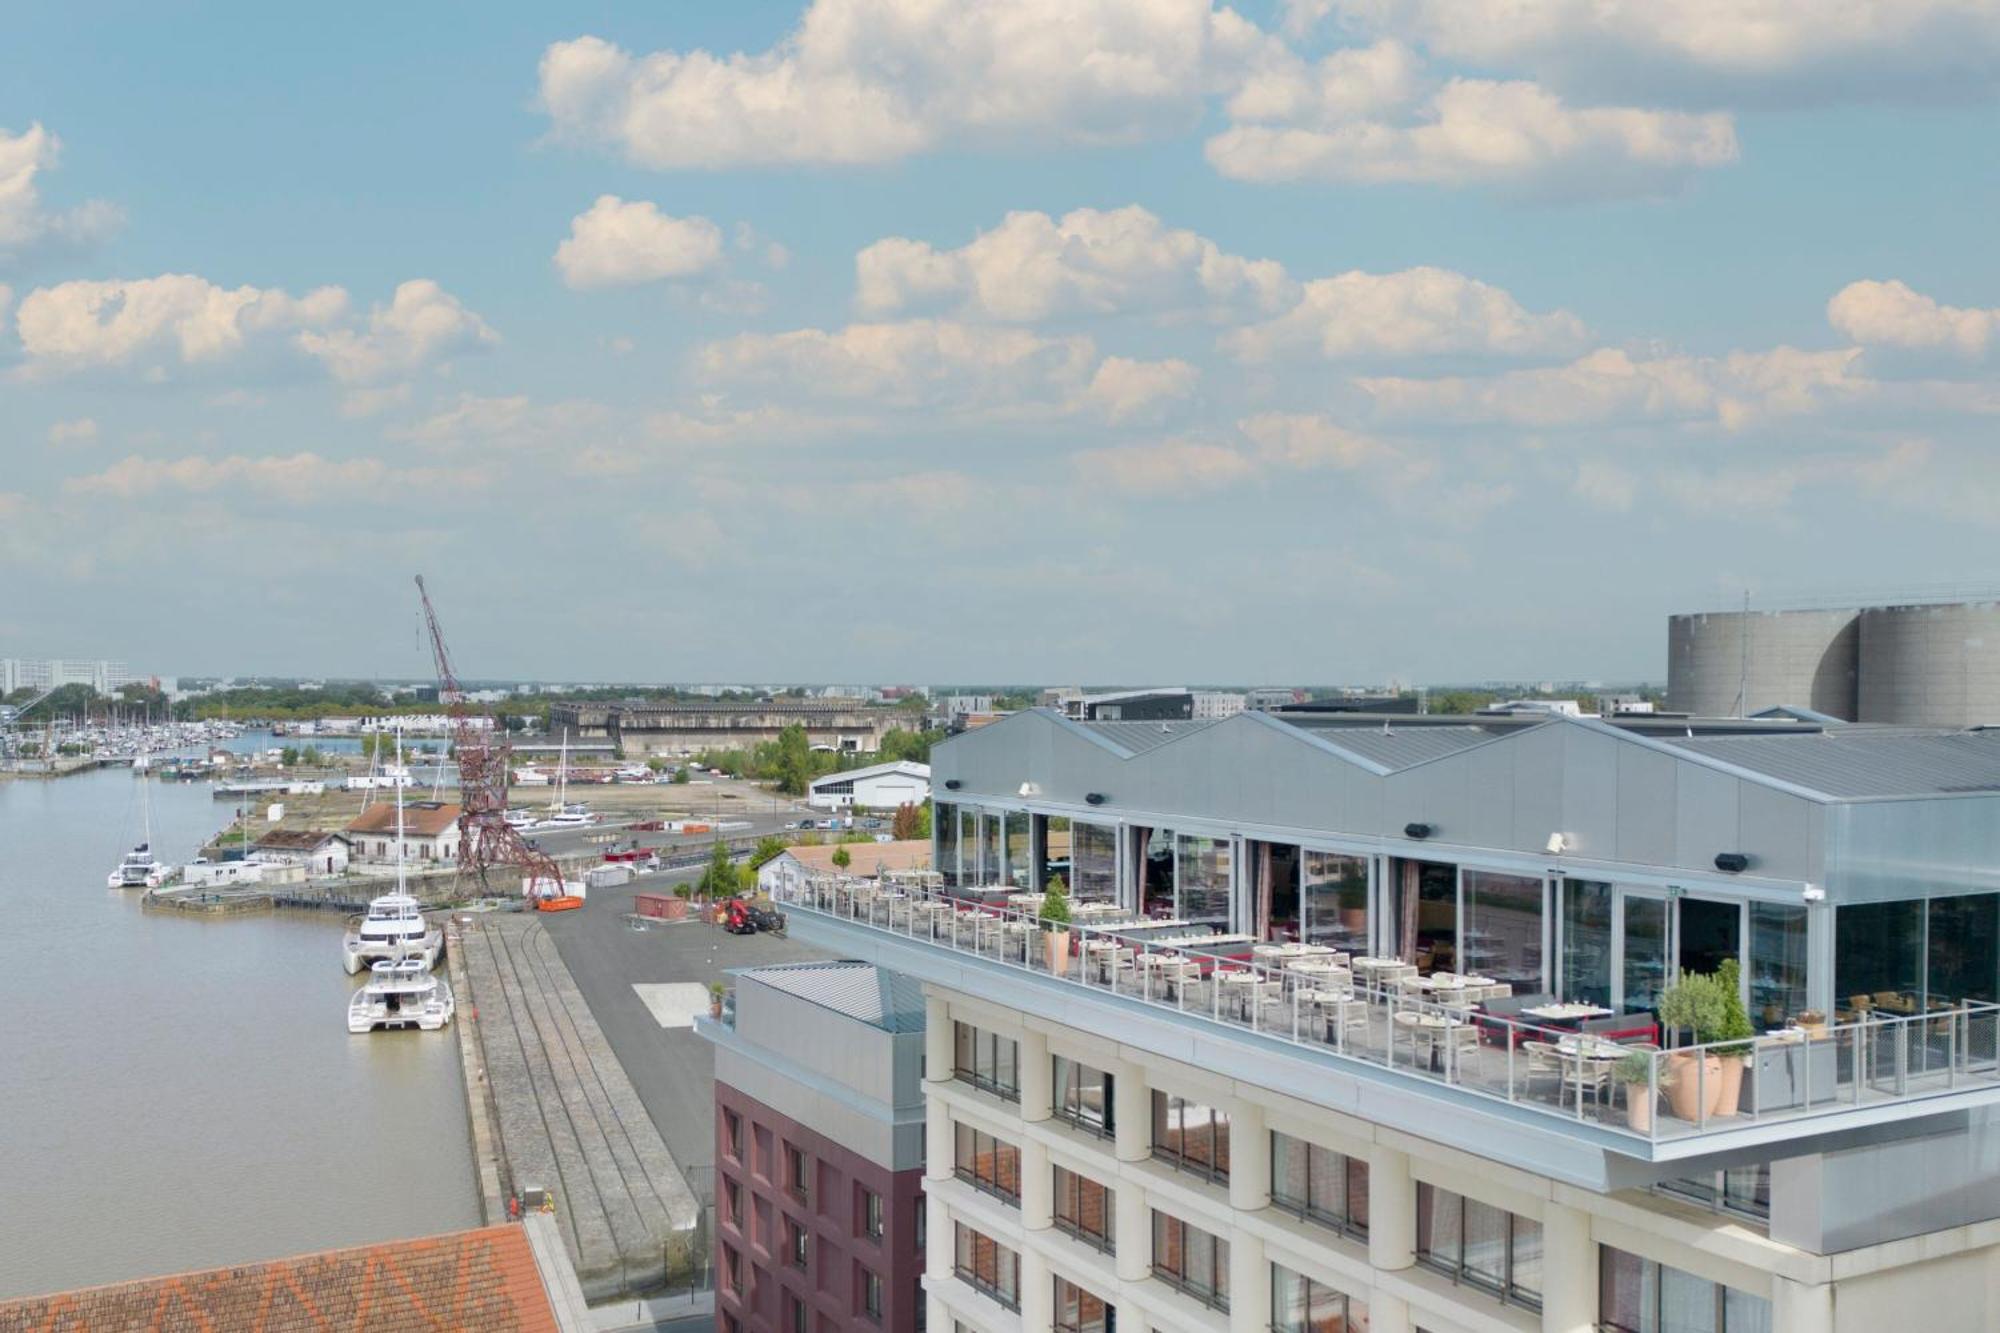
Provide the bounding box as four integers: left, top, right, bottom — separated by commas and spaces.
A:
723, 1178, 742, 1229
1151, 1211, 1229, 1311
953, 1223, 1021, 1311
785, 1144, 810, 1202
1600, 1247, 1772, 1332
1302, 850, 1369, 950
1054, 1274, 1116, 1333
1175, 834, 1233, 925
1461, 869, 1546, 995
788, 1295, 808, 1333
953, 1123, 1022, 1204
1151, 1089, 1230, 1183
1071, 821, 1119, 903
1272, 1263, 1369, 1333
786, 1217, 809, 1270
1052, 1056, 1114, 1137
861, 1187, 884, 1240
1658, 1165, 1771, 1224
1748, 901, 1810, 1027
722, 1243, 741, 1295
936, 801, 960, 886
723, 1109, 743, 1160
860, 1268, 884, 1321
1560, 878, 1613, 1007
1416, 1184, 1541, 1310
953, 1022, 1021, 1101
1053, 1165, 1115, 1253
1270, 1131, 1368, 1237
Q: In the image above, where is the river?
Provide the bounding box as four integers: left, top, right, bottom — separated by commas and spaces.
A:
0, 749, 479, 1299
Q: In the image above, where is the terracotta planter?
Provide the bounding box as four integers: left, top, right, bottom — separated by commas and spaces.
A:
1044, 927, 1072, 976
1713, 1053, 1747, 1117
1340, 907, 1367, 930
708, 1000, 723, 1019
1665, 1051, 1723, 1121
1623, 1086, 1654, 1134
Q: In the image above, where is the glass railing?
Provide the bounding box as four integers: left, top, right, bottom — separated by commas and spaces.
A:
776, 875, 2000, 1147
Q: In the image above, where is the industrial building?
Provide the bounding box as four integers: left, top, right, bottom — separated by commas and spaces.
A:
698, 961, 929, 1333
547, 700, 902, 757
1668, 599, 2000, 726
770, 704, 2000, 1333
808, 760, 931, 812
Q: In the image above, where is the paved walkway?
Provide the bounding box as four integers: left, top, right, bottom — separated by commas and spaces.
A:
459, 914, 700, 1301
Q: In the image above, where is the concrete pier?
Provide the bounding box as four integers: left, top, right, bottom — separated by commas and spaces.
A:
457, 913, 701, 1300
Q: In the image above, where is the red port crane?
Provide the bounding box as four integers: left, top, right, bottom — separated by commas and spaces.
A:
415, 575, 567, 903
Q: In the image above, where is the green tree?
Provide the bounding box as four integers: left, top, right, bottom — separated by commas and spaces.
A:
672, 765, 692, 784
748, 835, 789, 869
914, 799, 933, 840
771, 723, 813, 795
831, 845, 852, 871
695, 840, 740, 900
279, 746, 300, 767
878, 726, 947, 764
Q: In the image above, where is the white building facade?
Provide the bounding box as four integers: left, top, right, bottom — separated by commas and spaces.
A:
808, 760, 932, 812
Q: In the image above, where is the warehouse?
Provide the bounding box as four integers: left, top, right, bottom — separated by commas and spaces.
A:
807, 759, 931, 812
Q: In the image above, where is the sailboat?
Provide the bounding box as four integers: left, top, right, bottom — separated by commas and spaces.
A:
108, 761, 175, 888
532, 731, 597, 829
347, 726, 455, 1032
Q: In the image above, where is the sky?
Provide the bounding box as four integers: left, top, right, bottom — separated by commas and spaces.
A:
2, 1, 1998, 687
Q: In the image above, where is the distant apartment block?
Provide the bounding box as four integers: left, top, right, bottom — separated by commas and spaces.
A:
1, 657, 134, 695
699, 961, 929, 1333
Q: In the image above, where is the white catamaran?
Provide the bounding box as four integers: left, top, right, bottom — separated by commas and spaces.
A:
108, 759, 175, 888
346, 727, 454, 1033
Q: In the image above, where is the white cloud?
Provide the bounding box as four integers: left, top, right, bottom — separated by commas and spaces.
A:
1071, 437, 1261, 496
0, 123, 120, 266
1209, 69, 1737, 196
47, 417, 97, 446
537, 1, 1271, 169
1237, 411, 1396, 469
391, 393, 614, 451
13, 274, 347, 375
1072, 411, 1413, 497
1316, 1, 2000, 105
554, 195, 726, 290
1085, 356, 1200, 423
1223, 266, 1587, 361
296, 279, 497, 385
855, 205, 1296, 323
63, 452, 414, 504
1828, 279, 1998, 358
1357, 345, 1867, 429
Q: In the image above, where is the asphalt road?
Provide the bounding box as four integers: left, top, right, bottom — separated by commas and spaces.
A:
534, 861, 827, 1181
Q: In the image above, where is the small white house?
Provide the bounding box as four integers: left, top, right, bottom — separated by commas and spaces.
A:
253, 829, 353, 875
806, 760, 931, 812
757, 840, 933, 896
345, 801, 463, 866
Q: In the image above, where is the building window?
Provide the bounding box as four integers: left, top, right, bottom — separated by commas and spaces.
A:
1150, 1089, 1229, 1183
786, 1217, 809, 1270
1151, 1211, 1229, 1312
1657, 1164, 1771, 1224
1054, 1274, 1116, 1333
953, 1022, 1021, 1101
724, 1177, 742, 1229
861, 1187, 884, 1239
953, 1222, 1021, 1311
953, 1123, 1022, 1204
1416, 1184, 1541, 1310
788, 1295, 808, 1333
1270, 1131, 1368, 1238
1272, 1263, 1368, 1333
1600, 1247, 1772, 1332
785, 1144, 810, 1202
860, 1267, 884, 1321
724, 1109, 743, 1161
1053, 1165, 1115, 1253
722, 1243, 741, 1294
1052, 1055, 1114, 1137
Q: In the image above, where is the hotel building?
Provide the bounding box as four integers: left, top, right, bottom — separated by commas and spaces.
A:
770, 706, 2000, 1333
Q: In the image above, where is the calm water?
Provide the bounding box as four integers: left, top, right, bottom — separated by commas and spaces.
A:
0, 752, 478, 1299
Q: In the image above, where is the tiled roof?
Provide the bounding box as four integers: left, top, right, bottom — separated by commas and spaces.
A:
778, 839, 931, 874
0, 1224, 559, 1332
254, 829, 351, 850
347, 801, 462, 837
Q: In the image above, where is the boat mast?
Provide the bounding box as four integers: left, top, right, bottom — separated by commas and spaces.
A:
394, 723, 407, 896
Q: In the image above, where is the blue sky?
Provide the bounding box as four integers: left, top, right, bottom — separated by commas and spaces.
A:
3, 1, 1998, 686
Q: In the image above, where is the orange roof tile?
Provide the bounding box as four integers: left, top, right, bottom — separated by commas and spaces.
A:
0, 1224, 560, 1333
346, 801, 462, 838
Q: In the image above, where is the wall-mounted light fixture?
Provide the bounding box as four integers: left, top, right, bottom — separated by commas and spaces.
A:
1018, 782, 1040, 798
1714, 852, 1750, 873
1085, 792, 1108, 806
943, 779, 962, 791
1546, 832, 1569, 855
1801, 885, 1825, 903
1404, 822, 1433, 840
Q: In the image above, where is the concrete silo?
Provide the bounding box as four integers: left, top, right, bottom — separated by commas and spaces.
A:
1666, 609, 1860, 719
1857, 602, 2000, 726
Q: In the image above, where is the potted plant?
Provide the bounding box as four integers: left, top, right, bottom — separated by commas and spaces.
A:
1040, 875, 1073, 976
1710, 958, 1757, 1118
707, 981, 727, 1019
1794, 1008, 1827, 1039
1657, 970, 1728, 1121
1613, 1051, 1667, 1133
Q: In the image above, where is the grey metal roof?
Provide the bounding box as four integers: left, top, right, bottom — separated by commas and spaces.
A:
738, 960, 926, 1032
1282, 721, 1515, 771
1658, 729, 2000, 799
1076, 718, 1221, 755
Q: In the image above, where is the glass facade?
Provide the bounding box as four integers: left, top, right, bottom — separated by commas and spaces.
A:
952, 1022, 1020, 1101
1623, 894, 1671, 1013
1072, 821, 1119, 903
1053, 1165, 1115, 1253
1270, 1131, 1369, 1237
1141, 827, 1176, 918
975, 810, 999, 887
953, 1123, 1021, 1204
953, 1223, 1020, 1311
1416, 1184, 1541, 1310
1176, 834, 1233, 926
1303, 850, 1370, 950
1003, 810, 1033, 888
1272, 1264, 1369, 1333
1835, 899, 1924, 1019
935, 801, 960, 887
1151, 1212, 1229, 1311
1151, 1090, 1230, 1183
1560, 879, 1613, 1006
1461, 870, 1545, 992
1599, 1248, 1771, 1332
1929, 893, 1999, 1006
1053, 1275, 1115, 1333
1748, 902, 1810, 1027
1042, 814, 1072, 889
1053, 1055, 1115, 1136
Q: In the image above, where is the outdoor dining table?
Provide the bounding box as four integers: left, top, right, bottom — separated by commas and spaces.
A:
1285, 959, 1353, 992
1215, 968, 1264, 1019
1522, 1001, 1615, 1024
1138, 954, 1200, 1001
1253, 942, 1338, 961
1302, 990, 1365, 1042
1079, 939, 1129, 984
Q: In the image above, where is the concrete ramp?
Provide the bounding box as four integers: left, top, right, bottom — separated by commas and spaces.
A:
458, 914, 700, 1300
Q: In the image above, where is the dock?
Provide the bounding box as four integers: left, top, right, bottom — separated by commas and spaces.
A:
456, 913, 701, 1300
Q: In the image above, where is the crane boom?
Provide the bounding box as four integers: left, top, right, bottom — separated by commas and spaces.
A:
415, 575, 566, 900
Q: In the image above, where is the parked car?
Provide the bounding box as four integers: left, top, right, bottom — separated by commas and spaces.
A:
797, 819, 816, 829
862, 819, 884, 829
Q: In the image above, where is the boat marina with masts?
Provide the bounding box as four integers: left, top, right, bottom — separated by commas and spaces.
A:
345, 726, 453, 1034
